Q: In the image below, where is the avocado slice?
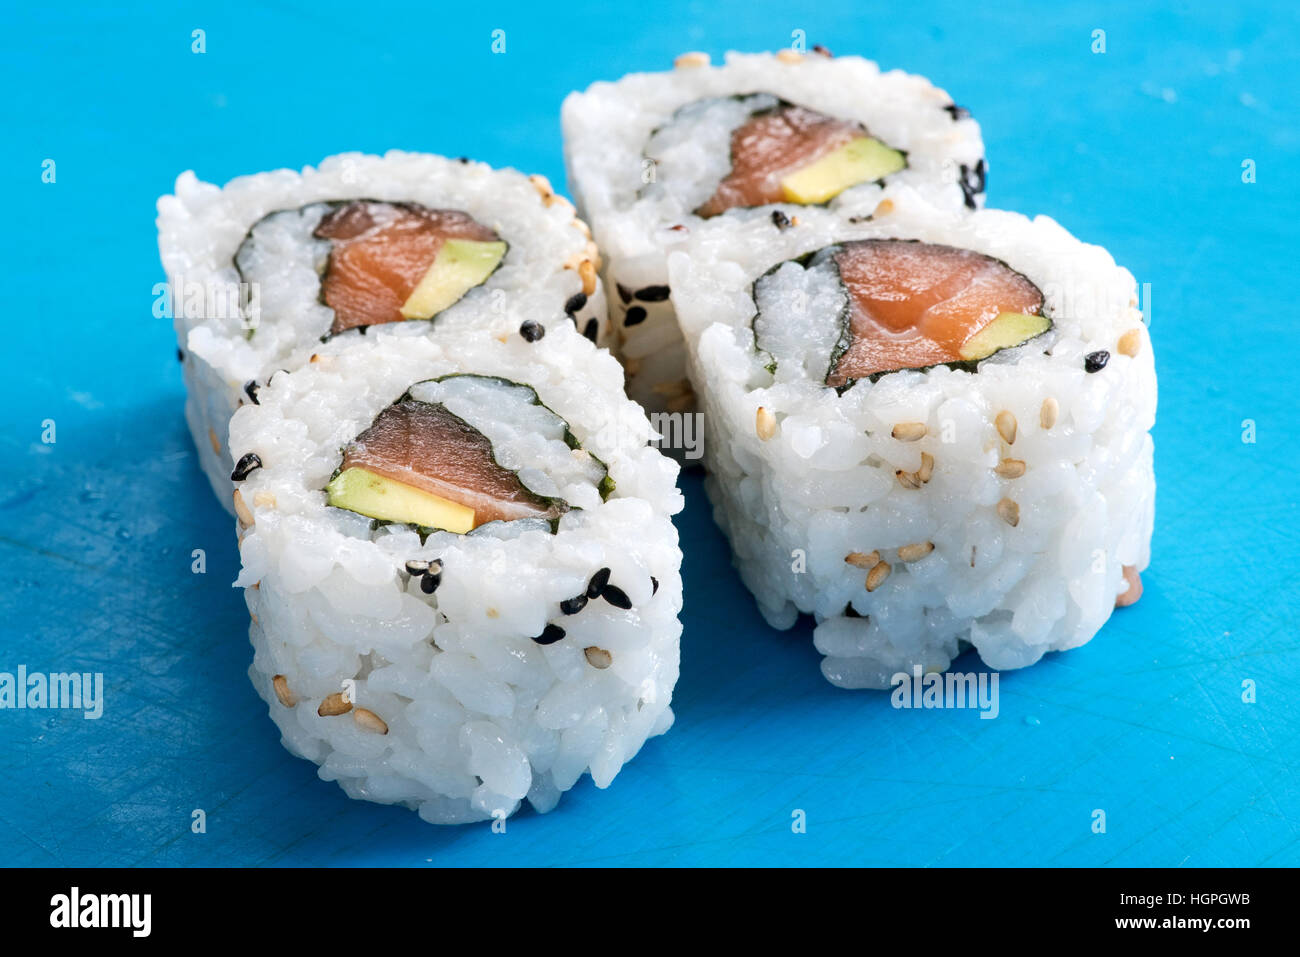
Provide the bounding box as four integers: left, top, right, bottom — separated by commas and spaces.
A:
326, 467, 476, 534
780, 137, 907, 205
400, 239, 507, 320
959, 312, 1052, 362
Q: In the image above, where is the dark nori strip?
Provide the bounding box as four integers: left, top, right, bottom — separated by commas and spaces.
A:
564, 292, 588, 316
532, 623, 566, 645
587, 567, 611, 599
624, 306, 648, 327
596, 470, 616, 501
601, 583, 632, 610
771, 210, 792, 230
244, 380, 260, 405
1085, 350, 1110, 373
634, 284, 671, 302
617, 284, 633, 304
959, 159, 987, 210
582, 318, 599, 342
520, 320, 545, 342
405, 559, 430, 575
943, 103, 971, 121
844, 603, 866, 618
560, 593, 589, 615
231, 452, 262, 482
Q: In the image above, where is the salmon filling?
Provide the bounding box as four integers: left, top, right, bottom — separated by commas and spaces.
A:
827, 241, 1046, 386
314, 201, 503, 335
696, 102, 904, 217
333, 399, 564, 530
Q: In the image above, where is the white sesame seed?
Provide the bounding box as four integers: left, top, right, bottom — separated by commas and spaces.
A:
995, 410, 1018, 446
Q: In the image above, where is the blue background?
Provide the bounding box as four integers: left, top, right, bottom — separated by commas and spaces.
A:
2, 0, 1297, 866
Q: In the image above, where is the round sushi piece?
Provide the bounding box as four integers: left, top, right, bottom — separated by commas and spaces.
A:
666, 185, 1155, 688
562, 50, 986, 418
228, 316, 683, 824
157, 151, 608, 511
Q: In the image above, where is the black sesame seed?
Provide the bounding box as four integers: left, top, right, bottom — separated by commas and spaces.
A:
532, 623, 566, 645
405, 559, 430, 576
457, 156, 471, 164
582, 318, 599, 342
230, 452, 262, 482
634, 284, 670, 302
943, 103, 971, 121
176, 348, 185, 363
564, 292, 588, 316
959, 159, 987, 210
771, 210, 791, 230
624, 306, 647, 327
420, 571, 442, 594
601, 583, 632, 610
244, 380, 260, 405
1084, 350, 1110, 373
651, 576, 659, 595
812, 44, 833, 57
587, 567, 611, 599
560, 593, 589, 615
520, 320, 545, 342
617, 283, 633, 304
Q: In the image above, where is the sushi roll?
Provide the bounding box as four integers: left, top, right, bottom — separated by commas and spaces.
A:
562, 50, 986, 420
228, 312, 683, 823
667, 186, 1155, 688
157, 151, 608, 510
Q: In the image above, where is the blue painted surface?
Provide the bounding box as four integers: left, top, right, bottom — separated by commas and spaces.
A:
1, 0, 1297, 866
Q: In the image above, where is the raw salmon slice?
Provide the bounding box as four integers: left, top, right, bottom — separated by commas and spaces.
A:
339, 399, 564, 527
696, 104, 872, 217
828, 240, 1046, 386
314, 201, 500, 334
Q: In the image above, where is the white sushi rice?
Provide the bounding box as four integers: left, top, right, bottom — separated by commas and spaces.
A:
562, 51, 986, 415
667, 185, 1156, 687
158, 151, 608, 511
228, 317, 683, 823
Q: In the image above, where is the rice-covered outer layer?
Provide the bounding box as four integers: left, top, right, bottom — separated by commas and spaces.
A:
158, 151, 607, 510
227, 321, 682, 823
562, 51, 985, 413
668, 186, 1156, 688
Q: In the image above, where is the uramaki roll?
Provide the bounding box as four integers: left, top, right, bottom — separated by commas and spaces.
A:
158, 151, 608, 509
667, 185, 1154, 687
229, 313, 682, 823
563, 50, 985, 420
